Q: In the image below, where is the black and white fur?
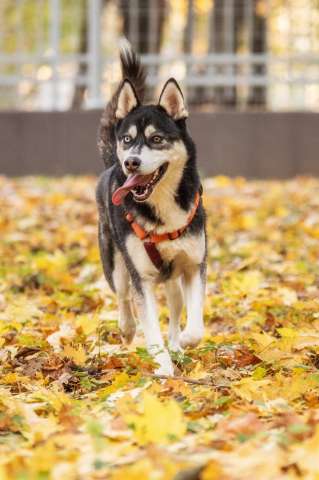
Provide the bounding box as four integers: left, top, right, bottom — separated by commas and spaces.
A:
96, 42, 206, 375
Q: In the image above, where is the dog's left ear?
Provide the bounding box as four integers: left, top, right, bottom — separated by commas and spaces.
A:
158, 78, 188, 120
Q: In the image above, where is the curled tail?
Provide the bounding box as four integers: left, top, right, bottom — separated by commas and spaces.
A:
98, 40, 146, 168
119, 38, 146, 101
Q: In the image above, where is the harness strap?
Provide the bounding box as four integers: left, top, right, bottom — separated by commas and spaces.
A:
144, 241, 164, 270
125, 191, 201, 270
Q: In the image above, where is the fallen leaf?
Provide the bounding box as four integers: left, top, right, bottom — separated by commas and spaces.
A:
123, 392, 186, 445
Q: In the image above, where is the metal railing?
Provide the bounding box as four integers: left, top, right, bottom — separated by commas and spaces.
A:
0, 0, 318, 111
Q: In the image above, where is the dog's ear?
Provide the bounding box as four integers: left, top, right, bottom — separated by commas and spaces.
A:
115, 79, 139, 119
158, 78, 188, 120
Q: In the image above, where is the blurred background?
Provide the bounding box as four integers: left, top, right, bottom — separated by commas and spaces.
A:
0, 0, 319, 177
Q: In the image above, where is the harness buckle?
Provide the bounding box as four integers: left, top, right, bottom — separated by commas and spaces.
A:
168, 231, 180, 241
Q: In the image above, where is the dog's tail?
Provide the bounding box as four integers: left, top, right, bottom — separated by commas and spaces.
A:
98, 40, 146, 168
119, 38, 146, 101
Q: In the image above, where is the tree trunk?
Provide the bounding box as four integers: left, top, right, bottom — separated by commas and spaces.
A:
212, 0, 244, 108
247, 0, 267, 107
183, 0, 197, 105
120, 0, 166, 54
119, 0, 166, 100
71, 0, 110, 110
71, 0, 88, 110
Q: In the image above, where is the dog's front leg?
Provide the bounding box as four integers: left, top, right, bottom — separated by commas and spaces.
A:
134, 282, 174, 376
165, 278, 183, 352
112, 252, 136, 344
180, 266, 205, 348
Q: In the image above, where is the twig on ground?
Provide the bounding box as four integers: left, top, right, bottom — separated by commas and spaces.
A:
149, 373, 230, 388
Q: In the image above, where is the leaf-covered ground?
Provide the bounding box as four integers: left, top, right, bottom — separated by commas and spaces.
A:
1, 175, 319, 480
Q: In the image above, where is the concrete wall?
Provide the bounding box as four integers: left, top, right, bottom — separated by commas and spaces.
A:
1, 110, 318, 178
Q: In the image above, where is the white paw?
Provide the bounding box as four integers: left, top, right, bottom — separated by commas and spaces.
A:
168, 339, 183, 353
179, 328, 204, 348
168, 327, 182, 352
153, 350, 175, 376
155, 363, 174, 376
119, 319, 136, 344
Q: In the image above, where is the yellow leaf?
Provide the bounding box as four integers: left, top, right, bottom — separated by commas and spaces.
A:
87, 246, 100, 262
223, 270, 263, 296
75, 313, 99, 336
29, 440, 58, 472
0, 465, 9, 480
63, 345, 87, 366
236, 311, 264, 328
201, 460, 224, 480
110, 457, 182, 480
251, 332, 276, 349
1, 372, 28, 385
124, 392, 186, 445
277, 327, 298, 338
110, 459, 153, 480
233, 378, 270, 402
239, 213, 257, 230
97, 372, 131, 398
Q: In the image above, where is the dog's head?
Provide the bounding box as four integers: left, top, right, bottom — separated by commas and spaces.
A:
112, 79, 191, 205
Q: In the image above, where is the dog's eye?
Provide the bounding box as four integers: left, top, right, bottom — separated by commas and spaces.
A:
152, 135, 164, 144
123, 135, 132, 144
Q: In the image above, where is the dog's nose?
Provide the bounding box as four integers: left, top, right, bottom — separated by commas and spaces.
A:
124, 156, 141, 172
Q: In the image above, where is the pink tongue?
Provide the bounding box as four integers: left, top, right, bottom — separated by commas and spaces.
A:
112, 173, 153, 206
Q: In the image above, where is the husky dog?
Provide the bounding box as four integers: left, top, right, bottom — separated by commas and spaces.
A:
96, 43, 206, 375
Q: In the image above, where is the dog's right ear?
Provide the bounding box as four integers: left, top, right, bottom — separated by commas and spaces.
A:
115, 79, 139, 120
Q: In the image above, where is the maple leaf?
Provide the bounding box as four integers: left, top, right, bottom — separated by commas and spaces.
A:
123, 392, 186, 445
63, 344, 87, 366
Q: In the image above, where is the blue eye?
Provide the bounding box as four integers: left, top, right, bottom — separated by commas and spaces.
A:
152, 135, 164, 143
123, 135, 132, 143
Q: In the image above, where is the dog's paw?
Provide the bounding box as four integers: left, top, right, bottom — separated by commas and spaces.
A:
168, 339, 183, 353
119, 320, 136, 344
179, 328, 204, 348
154, 351, 175, 376
155, 363, 175, 376
168, 326, 182, 353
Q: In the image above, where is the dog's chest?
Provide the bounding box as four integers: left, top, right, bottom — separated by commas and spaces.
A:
125, 230, 205, 280
159, 232, 205, 264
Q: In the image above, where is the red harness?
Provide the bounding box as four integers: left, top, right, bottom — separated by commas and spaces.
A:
125, 192, 200, 270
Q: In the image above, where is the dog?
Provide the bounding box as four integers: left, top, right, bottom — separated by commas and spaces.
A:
96, 42, 206, 375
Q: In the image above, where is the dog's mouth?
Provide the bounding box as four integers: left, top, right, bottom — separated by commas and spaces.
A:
112, 163, 168, 205
132, 163, 168, 202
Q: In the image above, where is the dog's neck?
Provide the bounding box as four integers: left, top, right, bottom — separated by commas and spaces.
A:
122, 157, 200, 235
142, 160, 187, 233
